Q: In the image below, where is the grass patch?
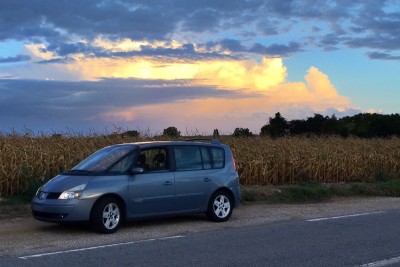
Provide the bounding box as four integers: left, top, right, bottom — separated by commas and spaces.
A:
241, 183, 335, 204
347, 179, 400, 197
1, 195, 32, 205
272, 183, 333, 203
241, 179, 400, 204
378, 180, 400, 196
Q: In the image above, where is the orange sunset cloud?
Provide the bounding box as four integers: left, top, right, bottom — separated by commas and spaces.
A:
23, 42, 354, 132
101, 60, 353, 132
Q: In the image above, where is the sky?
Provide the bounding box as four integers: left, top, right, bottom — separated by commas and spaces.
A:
0, 0, 399, 135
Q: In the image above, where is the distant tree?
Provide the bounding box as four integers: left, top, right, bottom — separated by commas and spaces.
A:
122, 130, 140, 137
51, 133, 63, 139
288, 119, 307, 135
163, 126, 181, 138
369, 113, 395, 137
232, 128, 253, 138
304, 114, 326, 134
321, 115, 339, 135
389, 114, 400, 136
340, 113, 377, 137
261, 111, 400, 138
338, 123, 351, 138
213, 129, 220, 139
260, 112, 288, 138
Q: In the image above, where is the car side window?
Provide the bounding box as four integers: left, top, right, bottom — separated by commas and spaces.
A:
201, 147, 212, 169
173, 146, 225, 171
174, 146, 203, 171
211, 147, 225, 168
135, 148, 169, 172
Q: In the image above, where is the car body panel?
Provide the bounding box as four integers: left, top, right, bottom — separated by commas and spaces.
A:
128, 170, 175, 216
174, 169, 216, 212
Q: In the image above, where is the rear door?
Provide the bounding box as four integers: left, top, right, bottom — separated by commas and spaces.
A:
173, 145, 213, 211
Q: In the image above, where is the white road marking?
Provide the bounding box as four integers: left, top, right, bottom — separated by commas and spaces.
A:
19, 235, 184, 260
306, 211, 385, 222
357, 256, 400, 267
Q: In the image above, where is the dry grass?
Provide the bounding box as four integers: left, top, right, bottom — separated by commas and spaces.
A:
1, 134, 399, 197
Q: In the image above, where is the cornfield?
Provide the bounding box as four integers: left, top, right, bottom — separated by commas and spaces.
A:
228, 137, 400, 185
1, 134, 400, 197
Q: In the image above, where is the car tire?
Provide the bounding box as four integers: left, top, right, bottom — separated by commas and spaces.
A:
91, 197, 122, 234
207, 191, 233, 222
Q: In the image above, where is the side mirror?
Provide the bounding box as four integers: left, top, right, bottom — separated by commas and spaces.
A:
128, 167, 144, 175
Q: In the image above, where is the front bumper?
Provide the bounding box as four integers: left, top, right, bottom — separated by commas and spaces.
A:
31, 197, 96, 223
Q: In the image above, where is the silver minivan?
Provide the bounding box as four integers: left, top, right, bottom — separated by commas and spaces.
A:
31, 140, 240, 233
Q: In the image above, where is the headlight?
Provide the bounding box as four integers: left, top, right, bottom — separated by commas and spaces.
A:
58, 184, 86, 200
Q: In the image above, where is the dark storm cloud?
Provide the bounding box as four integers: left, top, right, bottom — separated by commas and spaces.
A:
255, 20, 280, 36
0, 78, 246, 126
318, 34, 344, 48
367, 51, 400, 61
36, 57, 73, 64
204, 39, 246, 53
37, 41, 237, 62
249, 42, 302, 57
182, 8, 222, 32
46, 42, 94, 57
0, 0, 178, 41
263, 0, 400, 58
0, 0, 399, 60
0, 55, 30, 64
127, 43, 233, 59
202, 39, 301, 57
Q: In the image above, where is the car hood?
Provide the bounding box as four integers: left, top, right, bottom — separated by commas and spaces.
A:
41, 174, 95, 192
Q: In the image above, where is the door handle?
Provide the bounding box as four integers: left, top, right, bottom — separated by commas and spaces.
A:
203, 177, 211, 182
163, 181, 173, 186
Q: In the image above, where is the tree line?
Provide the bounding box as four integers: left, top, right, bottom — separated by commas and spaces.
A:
121, 112, 400, 138
233, 112, 400, 138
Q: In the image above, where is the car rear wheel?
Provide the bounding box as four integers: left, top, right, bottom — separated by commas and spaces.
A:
91, 197, 122, 234
207, 191, 233, 222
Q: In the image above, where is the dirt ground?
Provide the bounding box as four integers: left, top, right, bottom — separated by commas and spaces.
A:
0, 203, 31, 221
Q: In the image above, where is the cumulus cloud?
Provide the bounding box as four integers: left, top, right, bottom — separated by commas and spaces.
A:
90, 62, 355, 133
19, 46, 289, 88
0, 56, 356, 133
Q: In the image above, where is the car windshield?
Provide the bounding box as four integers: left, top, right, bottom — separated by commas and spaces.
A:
71, 144, 135, 172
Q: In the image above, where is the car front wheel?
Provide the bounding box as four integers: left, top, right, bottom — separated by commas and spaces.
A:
207, 191, 233, 222
91, 197, 122, 234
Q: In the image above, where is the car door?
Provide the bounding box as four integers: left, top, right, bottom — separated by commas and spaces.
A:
128, 147, 175, 216
173, 145, 213, 212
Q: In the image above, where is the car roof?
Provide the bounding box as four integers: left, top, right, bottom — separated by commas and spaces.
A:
111, 140, 224, 149
141, 139, 222, 146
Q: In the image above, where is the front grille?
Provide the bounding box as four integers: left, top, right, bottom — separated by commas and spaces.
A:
46, 193, 61, 199
37, 191, 61, 199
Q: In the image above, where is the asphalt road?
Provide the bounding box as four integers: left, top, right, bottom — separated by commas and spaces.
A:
1, 197, 400, 267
